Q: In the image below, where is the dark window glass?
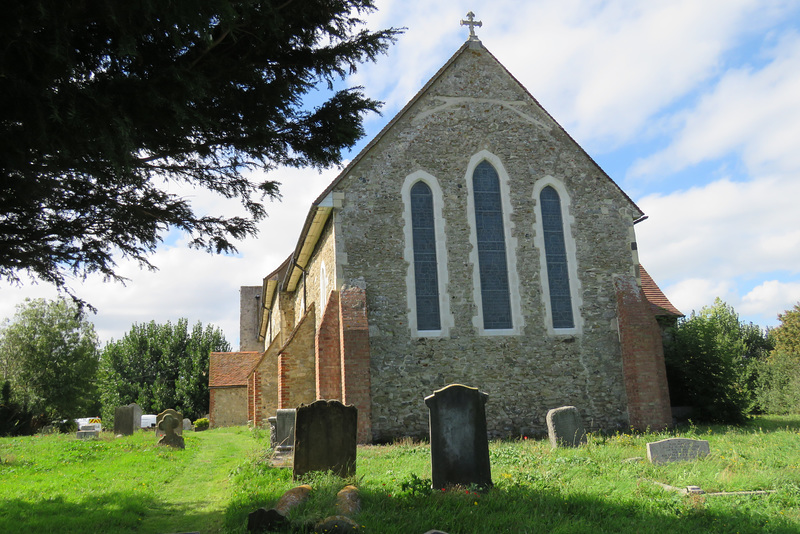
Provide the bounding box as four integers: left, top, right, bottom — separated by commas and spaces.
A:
473, 161, 512, 329
540, 186, 574, 329
411, 181, 441, 330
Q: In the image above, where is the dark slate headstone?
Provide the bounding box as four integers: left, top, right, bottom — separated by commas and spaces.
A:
276, 408, 296, 451
424, 384, 492, 490
293, 400, 357, 479
546, 406, 587, 448
114, 403, 142, 436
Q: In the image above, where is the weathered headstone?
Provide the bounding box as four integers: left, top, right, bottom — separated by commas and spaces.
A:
546, 406, 587, 448
182, 418, 192, 431
424, 384, 493, 490
275, 408, 296, 451
76, 430, 99, 440
293, 400, 357, 479
647, 438, 710, 464
247, 484, 312, 532
114, 403, 142, 436
157, 412, 185, 449
268, 416, 278, 449
156, 409, 183, 437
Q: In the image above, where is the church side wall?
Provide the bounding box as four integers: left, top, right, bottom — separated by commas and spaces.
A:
333, 46, 636, 440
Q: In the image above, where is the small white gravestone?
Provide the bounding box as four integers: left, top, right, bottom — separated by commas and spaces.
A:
647, 438, 710, 464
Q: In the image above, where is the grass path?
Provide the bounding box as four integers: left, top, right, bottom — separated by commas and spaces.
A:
0, 426, 261, 534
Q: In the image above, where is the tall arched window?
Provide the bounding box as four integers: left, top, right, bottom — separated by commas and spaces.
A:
410, 181, 441, 331
473, 161, 512, 330
540, 186, 575, 329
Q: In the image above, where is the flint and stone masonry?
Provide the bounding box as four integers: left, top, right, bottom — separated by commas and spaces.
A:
213, 35, 677, 442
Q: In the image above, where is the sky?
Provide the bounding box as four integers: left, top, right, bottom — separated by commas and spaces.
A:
3, 0, 800, 347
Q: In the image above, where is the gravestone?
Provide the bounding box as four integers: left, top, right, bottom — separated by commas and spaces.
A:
76, 430, 99, 440
546, 406, 587, 448
268, 416, 278, 449
424, 384, 493, 490
647, 438, 710, 464
292, 400, 357, 479
157, 412, 185, 449
182, 418, 192, 431
156, 409, 183, 437
114, 403, 142, 436
275, 408, 296, 451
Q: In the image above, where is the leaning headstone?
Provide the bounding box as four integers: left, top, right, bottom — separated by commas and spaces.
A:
293, 400, 357, 479
157, 412, 185, 449
114, 403, 142, 436
156, 409, 183, 437
424, 384, 493, 490
275, 408, 296, 451
647, 438, 710, 464
546, 406, 587, 448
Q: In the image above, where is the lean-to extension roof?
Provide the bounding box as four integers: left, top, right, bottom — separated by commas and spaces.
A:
209, 351, 261, 388
640, 265, 683, 317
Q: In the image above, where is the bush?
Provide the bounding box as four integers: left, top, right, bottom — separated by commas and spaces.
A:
194, 418, 209, 431
0, 381, 36, 436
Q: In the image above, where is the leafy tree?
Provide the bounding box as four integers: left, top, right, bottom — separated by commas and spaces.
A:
664, 298, 771, 423
99, 319, 229, 422
1, 1, 400, 294
0, 298, 100, 427
755, 302, 800, 414
772, 303, 800, 357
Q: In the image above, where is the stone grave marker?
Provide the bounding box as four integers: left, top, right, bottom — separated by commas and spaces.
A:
546, 406, 587, 448
647, 438, 710, 464
157, 411, 185, 449
156, 409, 183, 437
76, 429, 99, 440
275, 408, 296, 451
424, 384, 493, 490
292, 400, 357, 479
182, 418, 192, 431
114, 403, 142, 436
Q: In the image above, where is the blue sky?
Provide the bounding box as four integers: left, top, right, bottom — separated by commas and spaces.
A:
2, 0, 800, 345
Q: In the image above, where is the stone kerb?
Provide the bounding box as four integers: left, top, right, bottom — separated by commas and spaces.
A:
424, 384, 493, 490
114, 403, 142, 436
647, 438, 710, 464
546, 406, 587, 448
292, 400, 357, 479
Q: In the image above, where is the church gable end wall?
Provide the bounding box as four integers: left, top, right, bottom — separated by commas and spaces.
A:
333, 44, 639, 440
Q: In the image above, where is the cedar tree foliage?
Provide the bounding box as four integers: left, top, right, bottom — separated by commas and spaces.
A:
0, 1, 400, 295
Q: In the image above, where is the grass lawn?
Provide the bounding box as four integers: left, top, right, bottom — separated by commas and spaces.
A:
2, 417, 800, 533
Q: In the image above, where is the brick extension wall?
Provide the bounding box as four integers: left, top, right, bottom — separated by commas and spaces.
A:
277, 304, 317, 411
614, 275, 672, 430
316, 290, 342, 400
339, 285, 372, 443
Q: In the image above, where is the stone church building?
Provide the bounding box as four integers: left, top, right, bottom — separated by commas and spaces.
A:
209, 31, 682, 442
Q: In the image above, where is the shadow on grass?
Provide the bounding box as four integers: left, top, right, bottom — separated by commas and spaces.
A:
351, 485, 796, 534
224, 480, 797, 534
0, 491, 225, 534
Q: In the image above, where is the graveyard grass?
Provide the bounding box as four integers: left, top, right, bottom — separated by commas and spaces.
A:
0, 418, 798, 533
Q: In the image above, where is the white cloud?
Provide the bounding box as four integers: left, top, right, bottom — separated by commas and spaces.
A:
740, 281, 800, 319
630, 31, 800, 179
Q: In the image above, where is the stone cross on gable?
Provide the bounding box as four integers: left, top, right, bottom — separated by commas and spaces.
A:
460, 11, 482, 41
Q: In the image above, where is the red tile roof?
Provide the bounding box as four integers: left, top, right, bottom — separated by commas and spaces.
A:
209, 352, 261, 388
639, 265, 683, 317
